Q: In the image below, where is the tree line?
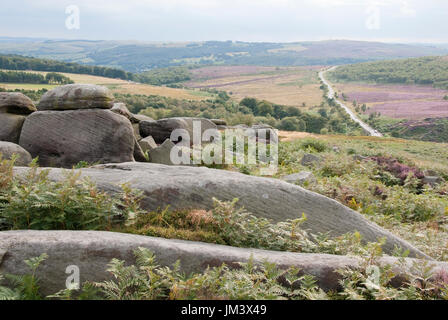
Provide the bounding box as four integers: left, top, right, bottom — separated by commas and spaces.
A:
0, 70, 73, 85
114, 92, 361, 135
0, 54, 133, 81
0, 54, 193, 86
330, 56, 448, 89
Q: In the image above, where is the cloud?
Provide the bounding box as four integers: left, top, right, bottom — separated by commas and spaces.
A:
1, 0, 446, 42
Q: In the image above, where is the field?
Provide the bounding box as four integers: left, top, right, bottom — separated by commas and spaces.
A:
332, 82, 448, 120
0, 70, 207, 101
184, 65, 324, 107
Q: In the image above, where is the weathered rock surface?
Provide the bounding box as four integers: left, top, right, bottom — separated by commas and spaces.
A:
251, 123, 278, 143
19, 109, 135, 168
0, 113, 27, 143
133, 137, 147, 162
13, 162, 430, 258
0, 93, 36, 143
133, 114, 155, 123
140, 118, 188, 143
423, 176, 443, 187
281, 171, 316, 186
139, 136, 157, 153
0, 231, 444, 296
211, 119, 227, 126
37, 84, 114, 111
140, 117, 218, 144
301, 153, 321, 166
111, 103, 139, 123
0, 141, 32, 166
353, 155, 368, 162
0, 92, 36, 114
149, 139, 176, 165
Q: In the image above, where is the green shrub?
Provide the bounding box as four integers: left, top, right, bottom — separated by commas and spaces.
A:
4, 245, 448, 300
0, 159, 142, 231
0, 253, 47, 300
300, 139, 327, 153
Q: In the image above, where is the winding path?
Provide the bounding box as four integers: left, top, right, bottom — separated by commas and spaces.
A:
319, 67, 383, 137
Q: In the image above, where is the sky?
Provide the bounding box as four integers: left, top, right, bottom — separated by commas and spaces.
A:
1, 0, 447, 43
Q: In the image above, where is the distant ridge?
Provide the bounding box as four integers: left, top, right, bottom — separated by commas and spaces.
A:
0, 38, 447, 72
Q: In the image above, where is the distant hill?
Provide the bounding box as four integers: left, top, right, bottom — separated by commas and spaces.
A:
0, 54, 133, 80
329, 56, 448, 89
0, 38, 446, 72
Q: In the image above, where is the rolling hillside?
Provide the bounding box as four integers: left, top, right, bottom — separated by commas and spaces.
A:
330, 56, 448, 89
328, 57, 448, 142
0, 38, 447, 72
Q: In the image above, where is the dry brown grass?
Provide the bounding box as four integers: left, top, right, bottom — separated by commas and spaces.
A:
186, 66, 324, 108
111, 83, 205, 100
0, 69, 205, 101
278, 131, 316, 141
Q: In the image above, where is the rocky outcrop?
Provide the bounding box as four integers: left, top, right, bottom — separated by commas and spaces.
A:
0, 230, 444, 296
134, 114, 155, 123
13, 162, 430, 259
0, 93, 36, 143
0, 92, 36, 114
37, 84, 114, 111
19, 110, 134, 168
139, 136, 157, 153
0, 141, 32, 166
211, 119, 227, 126
281, 171, 316, 186
251, 123, 278, 143
111, 103, 139, 123
18, 85, 135, 167
133, 137, 147, 162
139, 117, 218, 144
109, 103, 147, 162
0, 114, 27, 144
148, 139, 176, 165
301, 153, 321, 166
422, 170, 444, 187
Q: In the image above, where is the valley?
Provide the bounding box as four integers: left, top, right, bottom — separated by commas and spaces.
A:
1, 39, 448, 301
319, 67, 382, 137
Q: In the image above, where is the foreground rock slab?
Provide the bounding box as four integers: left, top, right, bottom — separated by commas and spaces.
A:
0, 231, 445, 296
14, 162, 429, 258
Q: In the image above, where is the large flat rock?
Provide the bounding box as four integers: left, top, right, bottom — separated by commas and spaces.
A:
13, 162, 430, 259
37, 84, 114, 111
0, 231, 445, 296
19, 110, 135, 168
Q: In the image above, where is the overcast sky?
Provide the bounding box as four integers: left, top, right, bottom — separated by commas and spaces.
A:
1, 0, 447, 43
